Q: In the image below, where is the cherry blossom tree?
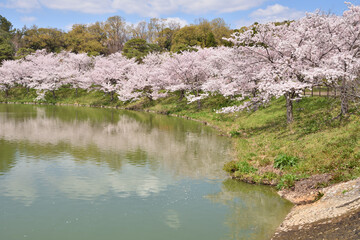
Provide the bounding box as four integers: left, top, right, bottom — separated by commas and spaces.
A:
202, 46, 262, 111
0, 60, 17, 97
22, 50, 74, 100
87, 52, 137, 101
162, 48, 214, 108
0, 2, 359, 121
117, 52, 170, 102
222, 21, 313, 123
297, 3, 360, 116
0, 54, 39, 98
61, 52, 94, 95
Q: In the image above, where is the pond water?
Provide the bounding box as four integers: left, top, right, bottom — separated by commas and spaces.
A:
0, 104, 292, 240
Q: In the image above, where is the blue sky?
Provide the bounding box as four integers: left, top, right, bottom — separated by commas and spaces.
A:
0, 0, 357, 31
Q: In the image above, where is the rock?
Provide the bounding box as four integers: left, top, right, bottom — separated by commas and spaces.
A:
272, 177, 360, 239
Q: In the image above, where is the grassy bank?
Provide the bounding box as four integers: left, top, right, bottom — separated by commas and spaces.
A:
1, 86, 360, 190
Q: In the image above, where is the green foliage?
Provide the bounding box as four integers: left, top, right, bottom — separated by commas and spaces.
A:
261, 172, 279, 182
205, 32, 217, 47
0, 15, 13, 33
229, 130, 241, 137
315, 191, 324, 201
64, 24, 106, 55
23, 27, 65, 53
156, 28, 177, 51
274, 154, 299, 169
0, 35, 15, 63
274, 20, 294, 26
171, 26, 203, 52
0, 15, 15, 63
237, 161, 257, 174
122, 38, 161, 62
170, 19, 231, 52
276, 174, 298, 190
15, 48, 35, 59
223, 161, 238, 173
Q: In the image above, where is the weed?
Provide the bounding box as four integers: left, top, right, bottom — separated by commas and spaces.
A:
237, 161, 257, 174
274, 154, 299, 169
314, 191, 324, 201
223, 161, 238, 173
276, 174, 298, 190
315, 181, 330, 188
261, 172, 279, 182
229, 130, 241, 137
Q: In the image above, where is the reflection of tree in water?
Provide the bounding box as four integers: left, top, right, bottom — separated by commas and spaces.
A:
125, 148, 160, 171
0, 104, 230, 178
13, 141, 125, 171
205, 179, 292, 240
0, 140, 16, 174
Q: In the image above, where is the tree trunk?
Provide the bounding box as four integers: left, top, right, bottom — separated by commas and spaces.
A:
311, 88, 313, 97
52, 90, 56, 99
111, 92, 114, 101
196, 89, 201, 110
5, 89, 9, 98
75, 88, 78, 97
179, 90, 185, 101
340, 78, 348, 115
147, 94, 153, 102
252, 88, 257, 97
285, 92, 294, 124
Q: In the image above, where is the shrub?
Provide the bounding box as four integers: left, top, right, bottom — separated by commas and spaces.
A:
237, 161, 257, 174
223, 161, 238, 173
274, 154, 299, 169
229, 129, 241, 137
276, 174, 298, 190
262, 172, 279, 181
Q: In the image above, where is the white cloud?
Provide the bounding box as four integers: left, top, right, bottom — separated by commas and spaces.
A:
20, 16, 37, 24
2, 0, 40, 9
251, 4, 288, 17
250, 4, 305, 23
40, 0, 116, 14
181, 0, 267, 14
114, 0, 269, 16
2, 0, 268, 16
236, 4, 305, 28
1, 0, 40, 11
64, 23, 74, 31
163, 17, 188, 28
129, 17, 188, 29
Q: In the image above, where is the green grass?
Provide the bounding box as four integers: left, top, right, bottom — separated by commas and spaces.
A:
0, 85, 126, 107
147, 92, 360, 187
1, 87, 360, 188
274, 154, 299, 170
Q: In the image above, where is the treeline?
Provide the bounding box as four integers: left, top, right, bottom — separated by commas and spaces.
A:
0, 15, 232, 61
1, 3, 359, 125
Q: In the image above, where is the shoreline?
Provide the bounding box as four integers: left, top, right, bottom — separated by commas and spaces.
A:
0, 100, 231, 136
272, 177, 360, 239
1, 101, 359, 239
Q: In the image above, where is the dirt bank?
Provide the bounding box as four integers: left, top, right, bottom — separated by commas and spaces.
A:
272, 177, 360, 239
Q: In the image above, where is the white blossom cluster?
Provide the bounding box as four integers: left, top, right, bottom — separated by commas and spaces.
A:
0, 3, 359, 118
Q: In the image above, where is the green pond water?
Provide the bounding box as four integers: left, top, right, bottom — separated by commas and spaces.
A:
0, 104, 292, 240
